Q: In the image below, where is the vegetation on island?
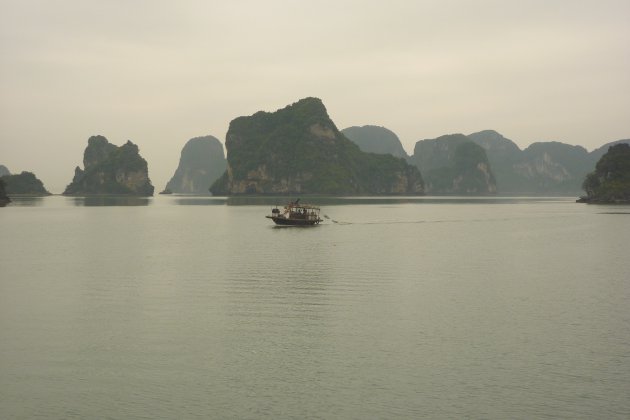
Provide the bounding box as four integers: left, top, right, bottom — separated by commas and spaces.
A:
579, 143, 630, 203
63, 136, 154, 196
0, 171, 51, 196
0, 178, 10, 206
211, 97, 423, 195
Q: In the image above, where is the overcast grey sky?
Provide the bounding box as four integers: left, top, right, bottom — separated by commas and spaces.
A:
1, 0, 629, 193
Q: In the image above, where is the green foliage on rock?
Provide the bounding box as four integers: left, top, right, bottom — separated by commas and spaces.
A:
211, 97, 423, 195
1, 171, 51, 195
0, 178, 10, 205
580, 143, 630, 203
63, 136, 154, 196
83, 135, 117, 169
588, 139, 630, 162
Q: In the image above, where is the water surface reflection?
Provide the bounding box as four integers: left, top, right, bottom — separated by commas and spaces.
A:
172, 197, 227, 206
71, 196, 151, 206
2, 196, 46, 206
1, 195, 579, 208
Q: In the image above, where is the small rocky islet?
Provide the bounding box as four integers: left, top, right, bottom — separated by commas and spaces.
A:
0, 165, 50, 204
62, 136, 154, 196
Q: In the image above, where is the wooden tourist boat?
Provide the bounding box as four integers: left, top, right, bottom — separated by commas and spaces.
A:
266, 199, 322, 226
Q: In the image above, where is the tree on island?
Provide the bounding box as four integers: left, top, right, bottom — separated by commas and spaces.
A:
579, 143, 630, 203
0, 178, 11, 206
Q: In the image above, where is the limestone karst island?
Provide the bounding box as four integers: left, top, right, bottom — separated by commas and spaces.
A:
210, 97, 424, 195
162, 135, 227, 195
63, 136, 154, 196
0, 165, 50, 203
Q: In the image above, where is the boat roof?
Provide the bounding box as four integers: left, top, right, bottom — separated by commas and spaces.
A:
285, 203, 320, 210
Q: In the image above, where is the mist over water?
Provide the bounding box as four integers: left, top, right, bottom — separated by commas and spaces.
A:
1, 196, 629, 419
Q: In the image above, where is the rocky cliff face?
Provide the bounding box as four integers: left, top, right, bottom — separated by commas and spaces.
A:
210, 97, 423, 195
63, 136, 154, 196
412, 134, 496, 194
164, 136, 226, 194
341, 125, 410, 160
468, 130, 598, 194
519, 142, 591, 190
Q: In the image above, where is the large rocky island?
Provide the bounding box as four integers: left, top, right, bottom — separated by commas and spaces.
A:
63, 136, 154, 196
579, 143, 630, 203
164, 135, 226, 194
210, 97, 423, 195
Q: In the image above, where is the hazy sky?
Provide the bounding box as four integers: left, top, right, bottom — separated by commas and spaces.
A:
1, 0, 629, 193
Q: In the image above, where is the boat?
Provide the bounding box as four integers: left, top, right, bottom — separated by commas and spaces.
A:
266, 199, 323, 226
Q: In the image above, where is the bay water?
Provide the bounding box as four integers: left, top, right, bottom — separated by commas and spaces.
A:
1, 196, 629, 419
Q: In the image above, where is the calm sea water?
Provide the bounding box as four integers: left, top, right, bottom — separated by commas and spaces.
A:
1, 196, 629, 419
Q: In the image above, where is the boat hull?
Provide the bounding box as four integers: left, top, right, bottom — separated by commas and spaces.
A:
266, 216, 321, 226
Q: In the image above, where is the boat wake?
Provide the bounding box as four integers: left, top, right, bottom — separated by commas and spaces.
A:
330, 219, 426, 225
328, 217, 522, 225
